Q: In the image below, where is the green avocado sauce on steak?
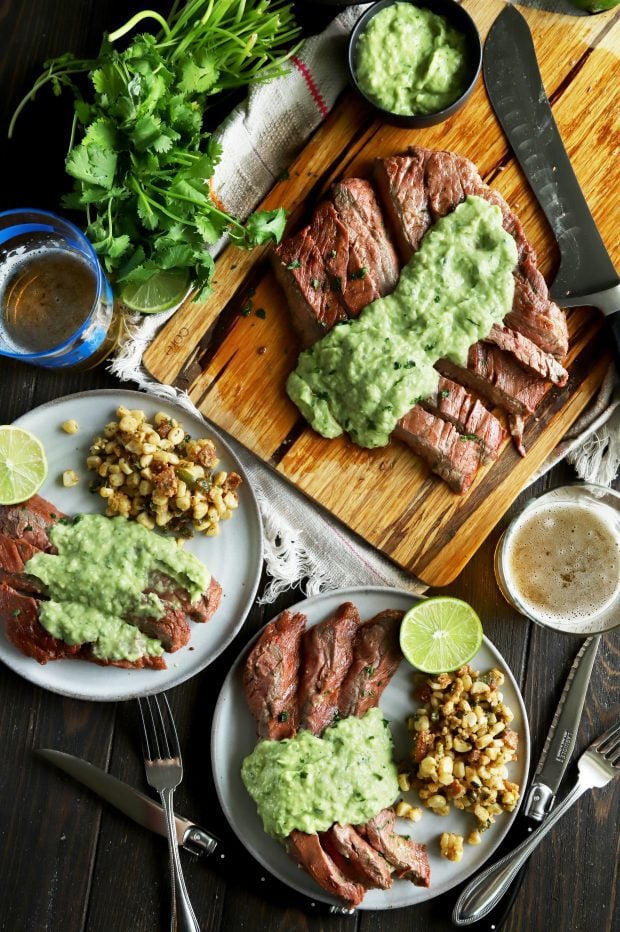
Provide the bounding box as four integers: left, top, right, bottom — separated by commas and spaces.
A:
286, 196, 518, 448
26, 514, 210, 662
241, 707, 399, 837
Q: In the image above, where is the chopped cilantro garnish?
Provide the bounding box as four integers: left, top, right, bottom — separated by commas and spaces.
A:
286, 259, 302, 270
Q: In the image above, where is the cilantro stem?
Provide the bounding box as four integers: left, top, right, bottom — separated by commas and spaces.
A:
108, 11, 171, 44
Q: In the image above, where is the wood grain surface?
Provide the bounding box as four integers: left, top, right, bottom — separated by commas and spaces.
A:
0, 3, 618, 932
143, 0, 619, 586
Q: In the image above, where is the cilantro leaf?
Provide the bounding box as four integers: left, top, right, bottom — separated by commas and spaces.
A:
66, 143, 117, 189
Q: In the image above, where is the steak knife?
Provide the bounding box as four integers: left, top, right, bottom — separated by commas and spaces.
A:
34, 749, 353, 918
483, 5, 620, 366
450, 635, 600, 928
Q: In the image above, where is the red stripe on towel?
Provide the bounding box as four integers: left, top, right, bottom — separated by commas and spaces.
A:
291, 55, 329, 118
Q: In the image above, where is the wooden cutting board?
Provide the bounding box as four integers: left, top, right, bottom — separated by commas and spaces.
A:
143, 0, 619, 586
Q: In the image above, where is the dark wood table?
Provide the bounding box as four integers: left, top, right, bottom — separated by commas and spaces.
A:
1, 2, 618, 931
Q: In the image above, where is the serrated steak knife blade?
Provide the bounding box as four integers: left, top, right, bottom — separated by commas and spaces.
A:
483, 6, 620, 364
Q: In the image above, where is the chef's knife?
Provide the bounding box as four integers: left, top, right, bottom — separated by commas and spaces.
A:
450, 635, 601, 929
35, 749, 353, 918
483, 5, 620, 366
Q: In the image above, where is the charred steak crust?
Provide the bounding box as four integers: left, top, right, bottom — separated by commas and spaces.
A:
297, 601, 361, 735
243, 610, 306, 740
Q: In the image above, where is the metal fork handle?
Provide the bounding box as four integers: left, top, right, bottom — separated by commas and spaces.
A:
160, 787, 201, 932
452, 779, 587, 925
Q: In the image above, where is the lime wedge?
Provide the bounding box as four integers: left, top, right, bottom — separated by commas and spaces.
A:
399, 597, 483, 673
119, 269, 191, 314
0, 426, 48, 505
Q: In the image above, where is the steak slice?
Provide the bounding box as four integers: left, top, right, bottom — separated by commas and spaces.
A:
287, 830, 366, 907
394, 406, 482, 494
310, 201, 381, 316
271, 228, 348, 347
243, 610, 306, 740
146, 571, 222, 625
437, 344, 550, 417
298, 601, 361, 735
338, 610, 403, 719
331, 178, 400, 297
486, 325, 568, 386
0, 583, 165, 669
358, 808, 431, 887
374, 147, 568, 358
0, 495, 65, 552
321, 824, 393, 890
127, 604, 191, 653
420, 377, 506, 464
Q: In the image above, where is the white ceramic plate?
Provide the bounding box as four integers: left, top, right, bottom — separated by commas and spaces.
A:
1, 389, 263, 701
212, 586, 530, 910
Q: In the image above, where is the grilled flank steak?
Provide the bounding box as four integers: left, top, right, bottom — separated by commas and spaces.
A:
0, 495, 221, 668
273, 146, 570, 490
242, 605, 430, 907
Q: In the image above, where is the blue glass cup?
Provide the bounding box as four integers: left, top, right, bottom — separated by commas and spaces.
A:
0, 208, 118, 368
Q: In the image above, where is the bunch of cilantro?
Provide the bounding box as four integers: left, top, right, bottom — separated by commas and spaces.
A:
9, 0, 301, 301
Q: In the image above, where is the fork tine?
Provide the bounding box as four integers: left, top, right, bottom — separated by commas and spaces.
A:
160, 693, 181, 761
137, 693, 180, 762
137, 696, 156, 761
594, 721, 620, 756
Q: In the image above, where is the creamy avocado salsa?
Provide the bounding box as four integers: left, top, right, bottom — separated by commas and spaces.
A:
25, 514, 210, 662
287, 196, 518, 448
355, 3, 468, 116
241, 707, 398, 837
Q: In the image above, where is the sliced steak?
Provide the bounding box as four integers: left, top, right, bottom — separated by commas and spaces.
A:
374, 152, 432, 259
394, 406, 482, 494
298, 601, 361, 735
146, 571, 222, 624
243, 610, 306, 740
420, 377, 505, 464
338, 610, 403, 719
0, 583, 165, 669
0, 583, 82, 664
0, 495, 65, 552
358, 808, 431, 887
321, 824, 393, 890
331, 178, 400, 297
127, 604, 191, 653
310, 201, 381, 316
271, 228, 348, 347
486, 325, 568, 385
287, 830, 366, 907
374, 147, 568, 358
437, 344, 550, 417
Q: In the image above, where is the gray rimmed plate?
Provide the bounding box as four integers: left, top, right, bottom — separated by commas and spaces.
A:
0, 389, 263, 702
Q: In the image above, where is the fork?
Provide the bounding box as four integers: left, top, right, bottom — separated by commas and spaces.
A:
137, 694, 201, 932
452, 719, 620, 926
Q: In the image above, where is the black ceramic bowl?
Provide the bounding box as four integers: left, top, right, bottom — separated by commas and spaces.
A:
347, 0, 482, 128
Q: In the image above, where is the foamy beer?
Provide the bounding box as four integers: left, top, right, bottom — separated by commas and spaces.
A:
495, 484, 620, 635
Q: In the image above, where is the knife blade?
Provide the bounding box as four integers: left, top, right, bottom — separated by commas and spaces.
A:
483, 5, 620, 362
450, 634, 600, 929
35, 748, 353, 917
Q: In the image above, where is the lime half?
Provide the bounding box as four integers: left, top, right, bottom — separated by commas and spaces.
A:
0, 426, 48, 505
119, 269, 191, 314
400, 597, 483, 673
